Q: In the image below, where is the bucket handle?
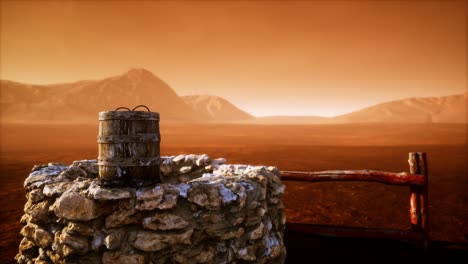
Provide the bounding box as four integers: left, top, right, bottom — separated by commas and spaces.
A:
132, 105, 151, 112
115, 107, 131, 111
114, 105, 151, 112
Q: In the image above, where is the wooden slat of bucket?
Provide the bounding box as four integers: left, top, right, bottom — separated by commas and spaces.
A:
98, 143, 160, 159
99, 119, 160, 136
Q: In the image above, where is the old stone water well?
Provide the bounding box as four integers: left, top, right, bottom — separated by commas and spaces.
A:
16, 106, 286, 264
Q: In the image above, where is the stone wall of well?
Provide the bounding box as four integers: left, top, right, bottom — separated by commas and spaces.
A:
16, 154, 286, 264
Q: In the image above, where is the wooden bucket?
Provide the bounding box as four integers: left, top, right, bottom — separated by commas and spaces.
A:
98, 105, 160, 187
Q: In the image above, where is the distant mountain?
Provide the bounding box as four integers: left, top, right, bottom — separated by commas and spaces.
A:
182, 95, 253, 121
333, 93, 468, 124
1, 68, 466, 124
0, 69, 211, 123
253, 93, 468, 124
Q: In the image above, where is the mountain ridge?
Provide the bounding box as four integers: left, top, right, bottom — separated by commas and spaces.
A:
331, 92, 468, 124
0, 69, 252, 123
182, 95, 254, 121
1, 68, 466, 124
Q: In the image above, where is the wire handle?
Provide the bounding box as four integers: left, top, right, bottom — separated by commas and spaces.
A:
114, 105, 151, 112
115, 107, 131, 111
132, 105, 151, 112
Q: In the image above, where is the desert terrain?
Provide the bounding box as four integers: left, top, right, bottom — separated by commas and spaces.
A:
0, 122, 467, 262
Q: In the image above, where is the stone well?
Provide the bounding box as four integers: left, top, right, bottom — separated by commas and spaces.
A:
16, 154, 286, 264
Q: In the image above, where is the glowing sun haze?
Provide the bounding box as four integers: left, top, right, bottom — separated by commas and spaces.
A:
0, 1, 466, 117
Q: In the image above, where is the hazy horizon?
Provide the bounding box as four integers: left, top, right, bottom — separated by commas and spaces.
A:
1, 67, 467, 120
1, 1, 466, 117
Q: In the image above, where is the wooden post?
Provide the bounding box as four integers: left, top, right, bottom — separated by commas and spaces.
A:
408, 153, 421, 230
280, 170, 426, 186
418, 152, 429, 248
408, 152, 429, 248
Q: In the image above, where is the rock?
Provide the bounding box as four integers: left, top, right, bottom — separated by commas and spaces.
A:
14, 254, 26, 264
102, 252, 145, 264
20, 223, 53, 248
91, 231, 105, 251
66, 222, 96, 236
195, 246, 215, 263
211, 158, 226, 166
248, 222, 264, 240
229, 182, 247, 211
195, 154, 210, 167
219, 227, 244, 240
59, 166, 88, 180
135, 185, 178, 210
131, 228, 193, 251
188, 184, 236, 210
49, 223, 63, 235
104, 229, 125, 250
33, 228, 53, 248
48, 162, 67, 167
46, 250, 61, 264
263, 233, 282, 259
184, 154, 197, 164
51, 192, 102, 221
174, 183, 190, 198
43, 182, 73, 197
74, 179, 92, 190
237, 246, 257, 261
105, 199, 140, 228
31, 164, 48, 172
20, 213, 31, 225
23, 197, 33, 212
188, 192, 209, 208
143, 213, 189, 230
160, 161, 172, 175
72, 160, 99, 176
37, 247, 48, 261
26, 200, 51, 224
87, 182, 134, 200
202, 214, 243, 239
179, 166, 192, 174
24, 165, 67, 190
29, 189, 45, 203
219, 185, 237, 204
55, 229, 89, 256
135, 186, 164, 210
18, 238, 36, 253
172, 155, 185, 163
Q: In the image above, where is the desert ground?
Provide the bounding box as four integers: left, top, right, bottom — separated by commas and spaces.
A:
1, 122, 467, 262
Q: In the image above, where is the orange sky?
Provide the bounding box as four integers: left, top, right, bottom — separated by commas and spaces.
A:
1, 0, 466, 117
